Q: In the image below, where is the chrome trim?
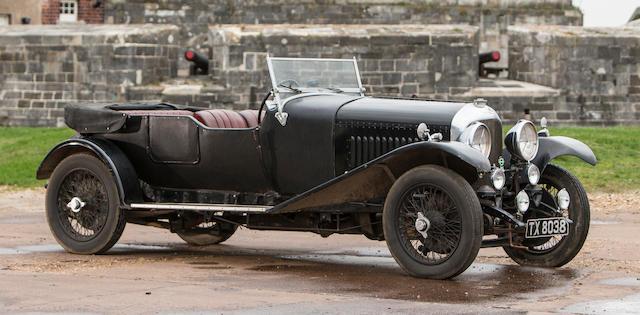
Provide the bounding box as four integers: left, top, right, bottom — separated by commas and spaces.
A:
507, 120, 539, 161
490, 167, 506, 190
130, 203, 270, 213
459, 122, 491, 158
67, 197, 86, 213
450, 103, 501, 141
352, 56, 366, 96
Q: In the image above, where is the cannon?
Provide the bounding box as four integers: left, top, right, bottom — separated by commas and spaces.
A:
478, 50, 506, 77
185, 49, 209, 75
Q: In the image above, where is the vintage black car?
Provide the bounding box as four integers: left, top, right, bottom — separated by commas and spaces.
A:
37, 57, 596, 279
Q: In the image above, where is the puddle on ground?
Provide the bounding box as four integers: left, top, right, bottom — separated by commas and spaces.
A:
591, 220, 621, 225
600, 277, 640, 287
0, 241, 581, 304
248, 248, 580, 303
561, 292, 640, 315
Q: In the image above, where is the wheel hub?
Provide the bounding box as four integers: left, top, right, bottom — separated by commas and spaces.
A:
415, 212, 431, 239
66, 197, 86, 213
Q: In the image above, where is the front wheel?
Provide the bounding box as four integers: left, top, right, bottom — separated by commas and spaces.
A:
46, 153, 126, 254
503, 164, 590, 267
383, 165, 483, 279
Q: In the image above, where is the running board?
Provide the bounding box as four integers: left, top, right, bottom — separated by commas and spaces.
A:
129, 203, 271, 213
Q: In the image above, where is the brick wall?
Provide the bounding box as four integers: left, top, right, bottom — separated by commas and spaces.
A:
42, 0, 104, 25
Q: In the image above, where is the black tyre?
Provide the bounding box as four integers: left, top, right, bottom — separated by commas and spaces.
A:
383, 165, 483, 279
503, 164, 590, 267
46, 153, 126, 254
177, 215, 237, 246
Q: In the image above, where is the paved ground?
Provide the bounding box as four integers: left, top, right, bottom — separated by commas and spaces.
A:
0, 187, 639, 314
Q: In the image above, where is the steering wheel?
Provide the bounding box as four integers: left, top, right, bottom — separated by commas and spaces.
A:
277, 79, 301, 90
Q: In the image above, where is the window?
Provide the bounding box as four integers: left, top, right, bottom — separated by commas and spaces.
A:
59, 0, 78, 23
0, 14, 10, 25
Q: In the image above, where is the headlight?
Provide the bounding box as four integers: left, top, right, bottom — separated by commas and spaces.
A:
491, 168, 505, 190
459, 122, 491, 158
557, 188, 570, 210
516, 190, 530, 214
505, 120, 539, 161
526, 164, 540, 185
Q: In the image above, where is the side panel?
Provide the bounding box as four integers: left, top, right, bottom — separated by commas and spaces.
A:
260, 94, 360, 195
36, 138, 144, 205
102, 116, 272, 193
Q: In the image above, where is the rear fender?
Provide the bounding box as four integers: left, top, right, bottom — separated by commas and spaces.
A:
531, 136, 597, 173
36, 138, 143, 205
269, 141, 490, 213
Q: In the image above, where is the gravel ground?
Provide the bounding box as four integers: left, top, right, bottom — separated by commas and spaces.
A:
0, 187, 639, 314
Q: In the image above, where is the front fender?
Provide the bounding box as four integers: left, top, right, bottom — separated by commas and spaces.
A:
531, 136, 597, 172
269, 141, 490, 213
37, 138, 143, 205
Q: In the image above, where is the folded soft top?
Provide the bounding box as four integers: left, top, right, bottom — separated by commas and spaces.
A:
64, 102, 205, 134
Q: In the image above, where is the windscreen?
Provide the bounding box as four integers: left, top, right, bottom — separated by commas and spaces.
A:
269, 58, 362, 93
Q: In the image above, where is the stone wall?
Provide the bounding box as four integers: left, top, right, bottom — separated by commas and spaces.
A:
105, 0, 581, 69
0, 25, 180, 126
508, 25, 640, 125
206, 24, 479, 109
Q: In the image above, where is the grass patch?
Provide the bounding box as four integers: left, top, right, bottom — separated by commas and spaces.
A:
0, 127, 75, 187
536, 127, 640, 193
0, 126, 638, 193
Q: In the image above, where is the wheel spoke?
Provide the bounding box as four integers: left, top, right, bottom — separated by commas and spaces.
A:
56, 169, 108, 241
397, 184, 462, 265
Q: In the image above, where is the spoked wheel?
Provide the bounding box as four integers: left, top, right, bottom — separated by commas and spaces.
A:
46, 154, 125, 254
176, 213, 237, 246
503, 164, 590, 267
383, 165, 483, 279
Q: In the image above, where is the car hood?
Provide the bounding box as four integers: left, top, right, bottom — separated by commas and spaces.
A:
336, 97, 467, 127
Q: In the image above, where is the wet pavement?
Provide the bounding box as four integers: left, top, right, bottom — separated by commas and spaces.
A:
0, 188, 639, 314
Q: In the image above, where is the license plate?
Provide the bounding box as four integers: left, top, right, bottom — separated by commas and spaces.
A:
525, 217, 570, 239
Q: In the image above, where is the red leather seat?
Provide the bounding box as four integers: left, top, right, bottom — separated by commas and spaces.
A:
122, 109, 260, 129
195, 109, 260, 128
239, 110, 259, 128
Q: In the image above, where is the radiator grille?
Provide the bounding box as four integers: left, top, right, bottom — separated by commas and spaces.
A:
347, 136, 420, 169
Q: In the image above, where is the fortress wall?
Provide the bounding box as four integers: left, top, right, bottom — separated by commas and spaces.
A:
508, 25, 640, 124
105, 0, 581, 71
0, 25, 180, 127
206, 24, 479, 109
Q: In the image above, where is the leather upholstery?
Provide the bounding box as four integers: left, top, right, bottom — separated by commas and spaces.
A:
122, 109, 260, 129
195, 109, 260, 129
239, 110, 259, 128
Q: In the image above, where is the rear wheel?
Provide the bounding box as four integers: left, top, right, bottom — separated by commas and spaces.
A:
383, 165, 483, 279
503, 164, 590, 267
46, 153, 125, 254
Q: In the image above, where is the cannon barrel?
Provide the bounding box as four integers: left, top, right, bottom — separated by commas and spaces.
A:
185, 49, 209, 75
479, 51, 500, 64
